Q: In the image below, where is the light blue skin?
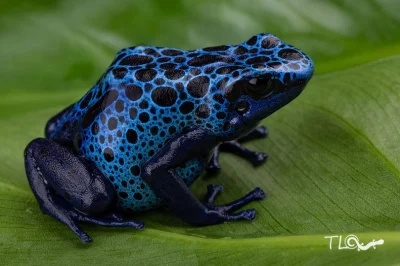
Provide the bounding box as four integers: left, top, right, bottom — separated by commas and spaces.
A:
24, 33, 314, 242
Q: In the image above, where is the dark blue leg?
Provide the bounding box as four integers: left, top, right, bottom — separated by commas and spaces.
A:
220, 140, 268, 165
206, 148, 222, 173
204, 185, 224, 205
102, 211, 125, 221
45, 104, 74, 139
142, 128, 266, 226
206, 126, 268, 173
24, 138, 144, 243
237, 125, 268, 143
205, 185, 266, 212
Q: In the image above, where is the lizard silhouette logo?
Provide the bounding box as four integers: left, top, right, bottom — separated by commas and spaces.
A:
324, 234, 384, 251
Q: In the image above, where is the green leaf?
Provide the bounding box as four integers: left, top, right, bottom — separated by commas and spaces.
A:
1, 0, 400, 265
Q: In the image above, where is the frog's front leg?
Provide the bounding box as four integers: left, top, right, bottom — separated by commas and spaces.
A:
206, 126, 268, 173
142, 128, 266, 226
24, 138, 144, 243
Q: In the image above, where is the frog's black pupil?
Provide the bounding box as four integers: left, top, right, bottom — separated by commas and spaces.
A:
258, 78, 273, 92
247, 77, 274, 98
255, 78, 270, 86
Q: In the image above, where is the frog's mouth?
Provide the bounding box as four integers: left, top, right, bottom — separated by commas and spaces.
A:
226, 74, 309, 102
245, 76, 297, 100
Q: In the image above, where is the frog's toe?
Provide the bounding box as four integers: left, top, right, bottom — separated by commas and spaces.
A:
71, 210, 144, 230
39, 202, 93, 243
225, 209, 256, 221
219, 141, 268, 167
80, 217, 145, 230
69, 224, 93, 243
254, 187, 267, 199
219, 187, 266, 213
251, 152, 268, 166
80, 234, 93, 243
206, 147, 267, 177
204, 185, 266, 218
202, 185, 264, 223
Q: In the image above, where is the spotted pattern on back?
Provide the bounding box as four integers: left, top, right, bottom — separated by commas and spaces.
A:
47, 33, 313, 212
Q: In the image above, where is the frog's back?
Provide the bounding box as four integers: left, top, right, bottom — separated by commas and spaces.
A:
46, 44, 237, 211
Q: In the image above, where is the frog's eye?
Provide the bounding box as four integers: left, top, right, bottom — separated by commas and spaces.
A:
246, 77, 275, 98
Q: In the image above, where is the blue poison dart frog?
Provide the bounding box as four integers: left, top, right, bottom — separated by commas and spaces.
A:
24, 33, 314, 243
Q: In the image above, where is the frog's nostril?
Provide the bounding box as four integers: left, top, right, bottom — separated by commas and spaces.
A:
293, 63, 314, 89
291, 79, 308, 87
306, 60, 315, 79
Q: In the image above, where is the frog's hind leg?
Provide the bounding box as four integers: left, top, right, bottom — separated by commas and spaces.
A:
206, 126, 268, 174
24, 138, 144, 243
44, 104, 74, 139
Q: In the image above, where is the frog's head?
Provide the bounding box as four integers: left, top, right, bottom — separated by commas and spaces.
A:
210, 33, 314, 140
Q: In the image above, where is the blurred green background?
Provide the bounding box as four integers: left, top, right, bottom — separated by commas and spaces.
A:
2, 0, 400, 94
2, 0, 400, 265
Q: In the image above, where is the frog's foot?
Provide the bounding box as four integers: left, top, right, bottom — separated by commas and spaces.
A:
47, 196, 144, 243
204, 185, 266, 216
206, 126, 268, 174
24, 138, 144, 243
